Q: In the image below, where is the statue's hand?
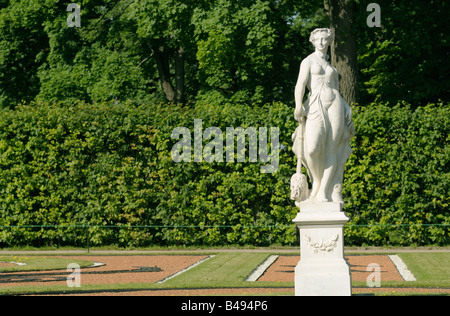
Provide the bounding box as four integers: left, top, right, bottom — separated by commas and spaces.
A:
344, 105, 355, 136
349, 121, 355, 136
294, 107, 303, 122
344, 105, 352, 123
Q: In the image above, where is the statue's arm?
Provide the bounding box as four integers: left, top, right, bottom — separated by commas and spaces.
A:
294, 58, 310, 122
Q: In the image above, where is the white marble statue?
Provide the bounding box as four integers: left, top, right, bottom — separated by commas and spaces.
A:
291, 28, 355, 205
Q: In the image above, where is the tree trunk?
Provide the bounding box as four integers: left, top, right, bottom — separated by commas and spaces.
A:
326, 0, 358, 105
174, 46, 185, 104
153, 45, 175, 102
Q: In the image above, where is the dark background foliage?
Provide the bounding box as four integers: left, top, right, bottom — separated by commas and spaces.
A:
0, 0, 448, 109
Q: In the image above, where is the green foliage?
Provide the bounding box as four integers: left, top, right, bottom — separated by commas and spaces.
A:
0, 100, 298, 247
0, 0, 324, 108
2, 1, 448, 109
0, 0, 56, 108
357, 0, 450, 105
193, 0, 277, 101
192, 0, 325, 105
0, 100, 448, 247
344, 102, 450, 246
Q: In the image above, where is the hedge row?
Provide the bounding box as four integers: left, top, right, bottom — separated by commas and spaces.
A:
344, 102, 449, 246
0, 101, 448, 247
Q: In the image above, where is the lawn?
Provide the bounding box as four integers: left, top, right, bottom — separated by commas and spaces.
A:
162, 253, 281, 289
398, 253, 450, 288
0, 255, 94, 272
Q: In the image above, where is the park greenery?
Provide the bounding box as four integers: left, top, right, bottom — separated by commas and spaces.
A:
0, 0, 448, 108
0, 1, 449, 247
0, 100, 448, 247
0, 255, 93, 271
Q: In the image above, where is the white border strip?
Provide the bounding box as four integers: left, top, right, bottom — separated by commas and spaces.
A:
156, 255, 215, 284
388, 255, 416, 281
245, 255, 279, 282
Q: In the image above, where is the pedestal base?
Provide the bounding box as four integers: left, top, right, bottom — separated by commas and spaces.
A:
292, 201, 352, 296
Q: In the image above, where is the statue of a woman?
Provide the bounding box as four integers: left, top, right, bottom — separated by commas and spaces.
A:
291, 28, 355, 205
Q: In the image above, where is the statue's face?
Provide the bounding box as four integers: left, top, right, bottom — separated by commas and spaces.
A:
313, 31, 330, 50
290, 182, 298, 199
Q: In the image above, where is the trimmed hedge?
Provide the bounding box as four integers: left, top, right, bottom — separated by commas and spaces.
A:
344, 102, 449, 246
0, 101, 448, 247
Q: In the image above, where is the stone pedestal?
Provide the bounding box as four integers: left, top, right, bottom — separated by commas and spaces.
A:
292, 201, 352, 296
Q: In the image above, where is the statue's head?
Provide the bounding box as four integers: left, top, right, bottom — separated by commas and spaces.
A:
309, 28, 334, 50
290, 172, 309, 202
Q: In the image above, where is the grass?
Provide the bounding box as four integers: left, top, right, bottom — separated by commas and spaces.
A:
0, 255, 94, 272
398, 253, 450, 287
163, 253, 278, 288
0, 251, 448, 296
